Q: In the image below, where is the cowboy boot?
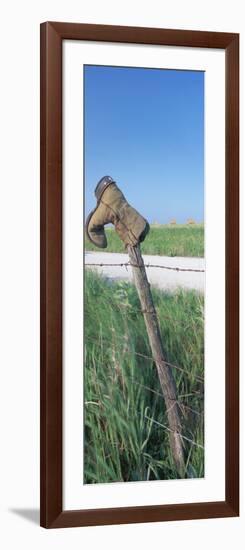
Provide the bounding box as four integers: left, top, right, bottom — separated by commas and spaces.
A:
86, 176, 149, 248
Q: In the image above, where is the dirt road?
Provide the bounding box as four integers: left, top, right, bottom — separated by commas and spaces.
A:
85, 251, 205, 293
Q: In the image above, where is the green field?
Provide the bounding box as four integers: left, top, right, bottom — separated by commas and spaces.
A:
84, 270, 204, 483
85, 224, 204, 257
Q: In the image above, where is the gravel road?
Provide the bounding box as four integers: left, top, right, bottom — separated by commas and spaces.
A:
85, 251, 205, 293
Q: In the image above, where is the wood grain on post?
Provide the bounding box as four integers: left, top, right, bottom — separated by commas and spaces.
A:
127, 244, 185, 477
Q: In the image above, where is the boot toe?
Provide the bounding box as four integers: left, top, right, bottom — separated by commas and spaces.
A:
89, 230, 107, 248
86, 210, 108, 248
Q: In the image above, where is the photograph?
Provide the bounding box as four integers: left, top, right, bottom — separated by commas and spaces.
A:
84, 64, 205, 484
39, 20, 239, 528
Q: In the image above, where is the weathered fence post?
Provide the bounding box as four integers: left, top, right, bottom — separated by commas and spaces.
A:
86, 175, 186, 476
127, 244, 185, 477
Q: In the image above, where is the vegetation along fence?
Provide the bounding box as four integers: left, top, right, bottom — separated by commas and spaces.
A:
85, 248, 205, 478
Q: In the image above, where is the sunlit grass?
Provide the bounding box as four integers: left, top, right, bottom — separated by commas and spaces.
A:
85, 224, 204, 257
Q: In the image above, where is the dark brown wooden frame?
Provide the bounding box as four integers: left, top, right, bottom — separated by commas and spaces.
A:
40, 21, 239, 528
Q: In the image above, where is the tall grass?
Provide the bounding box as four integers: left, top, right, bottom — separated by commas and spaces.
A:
85, 224, 204, 257
84, 270, 204, 483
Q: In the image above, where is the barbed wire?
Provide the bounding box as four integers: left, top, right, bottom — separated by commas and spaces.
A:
130, 380, 203, 417
132, 350, 204, 383
84, 374, 203, 421
85, 335, 204, 384
84, 348, 204, 417
178, 391, 203, 398
85, 335, 204, 451
86, 324, 205, 361
144, 414, 204, 450
84, 247, 204, 456
85, 298, 204, 329
85, 261, 205, 273
84, 400, 204, 450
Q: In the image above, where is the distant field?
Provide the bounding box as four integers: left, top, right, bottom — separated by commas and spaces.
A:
85, 224, 204, 257
84, 270, 204, 484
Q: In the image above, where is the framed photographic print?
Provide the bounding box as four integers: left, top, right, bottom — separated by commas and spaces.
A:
40, 22, 239, 528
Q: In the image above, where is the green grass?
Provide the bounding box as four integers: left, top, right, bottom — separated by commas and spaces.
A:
85, 224, 204, 257
84, 270, 204, 484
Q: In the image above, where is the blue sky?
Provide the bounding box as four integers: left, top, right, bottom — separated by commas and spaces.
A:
84, 65, 204, 224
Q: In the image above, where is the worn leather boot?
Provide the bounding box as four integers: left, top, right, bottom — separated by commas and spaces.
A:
86, 176, 149, 248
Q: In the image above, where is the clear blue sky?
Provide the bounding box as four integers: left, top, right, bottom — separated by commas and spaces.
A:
84, 65, 204, 224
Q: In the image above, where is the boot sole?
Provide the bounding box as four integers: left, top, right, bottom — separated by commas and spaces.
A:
85, 206, 107, 249
85, 176, 114, 245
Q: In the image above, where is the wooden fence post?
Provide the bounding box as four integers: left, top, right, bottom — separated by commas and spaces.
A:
127, 244, 185, 477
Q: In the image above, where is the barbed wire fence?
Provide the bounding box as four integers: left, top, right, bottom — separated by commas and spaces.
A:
85, 254, 205, 471
85, 261, 205, 273
85, 334, 204, 449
